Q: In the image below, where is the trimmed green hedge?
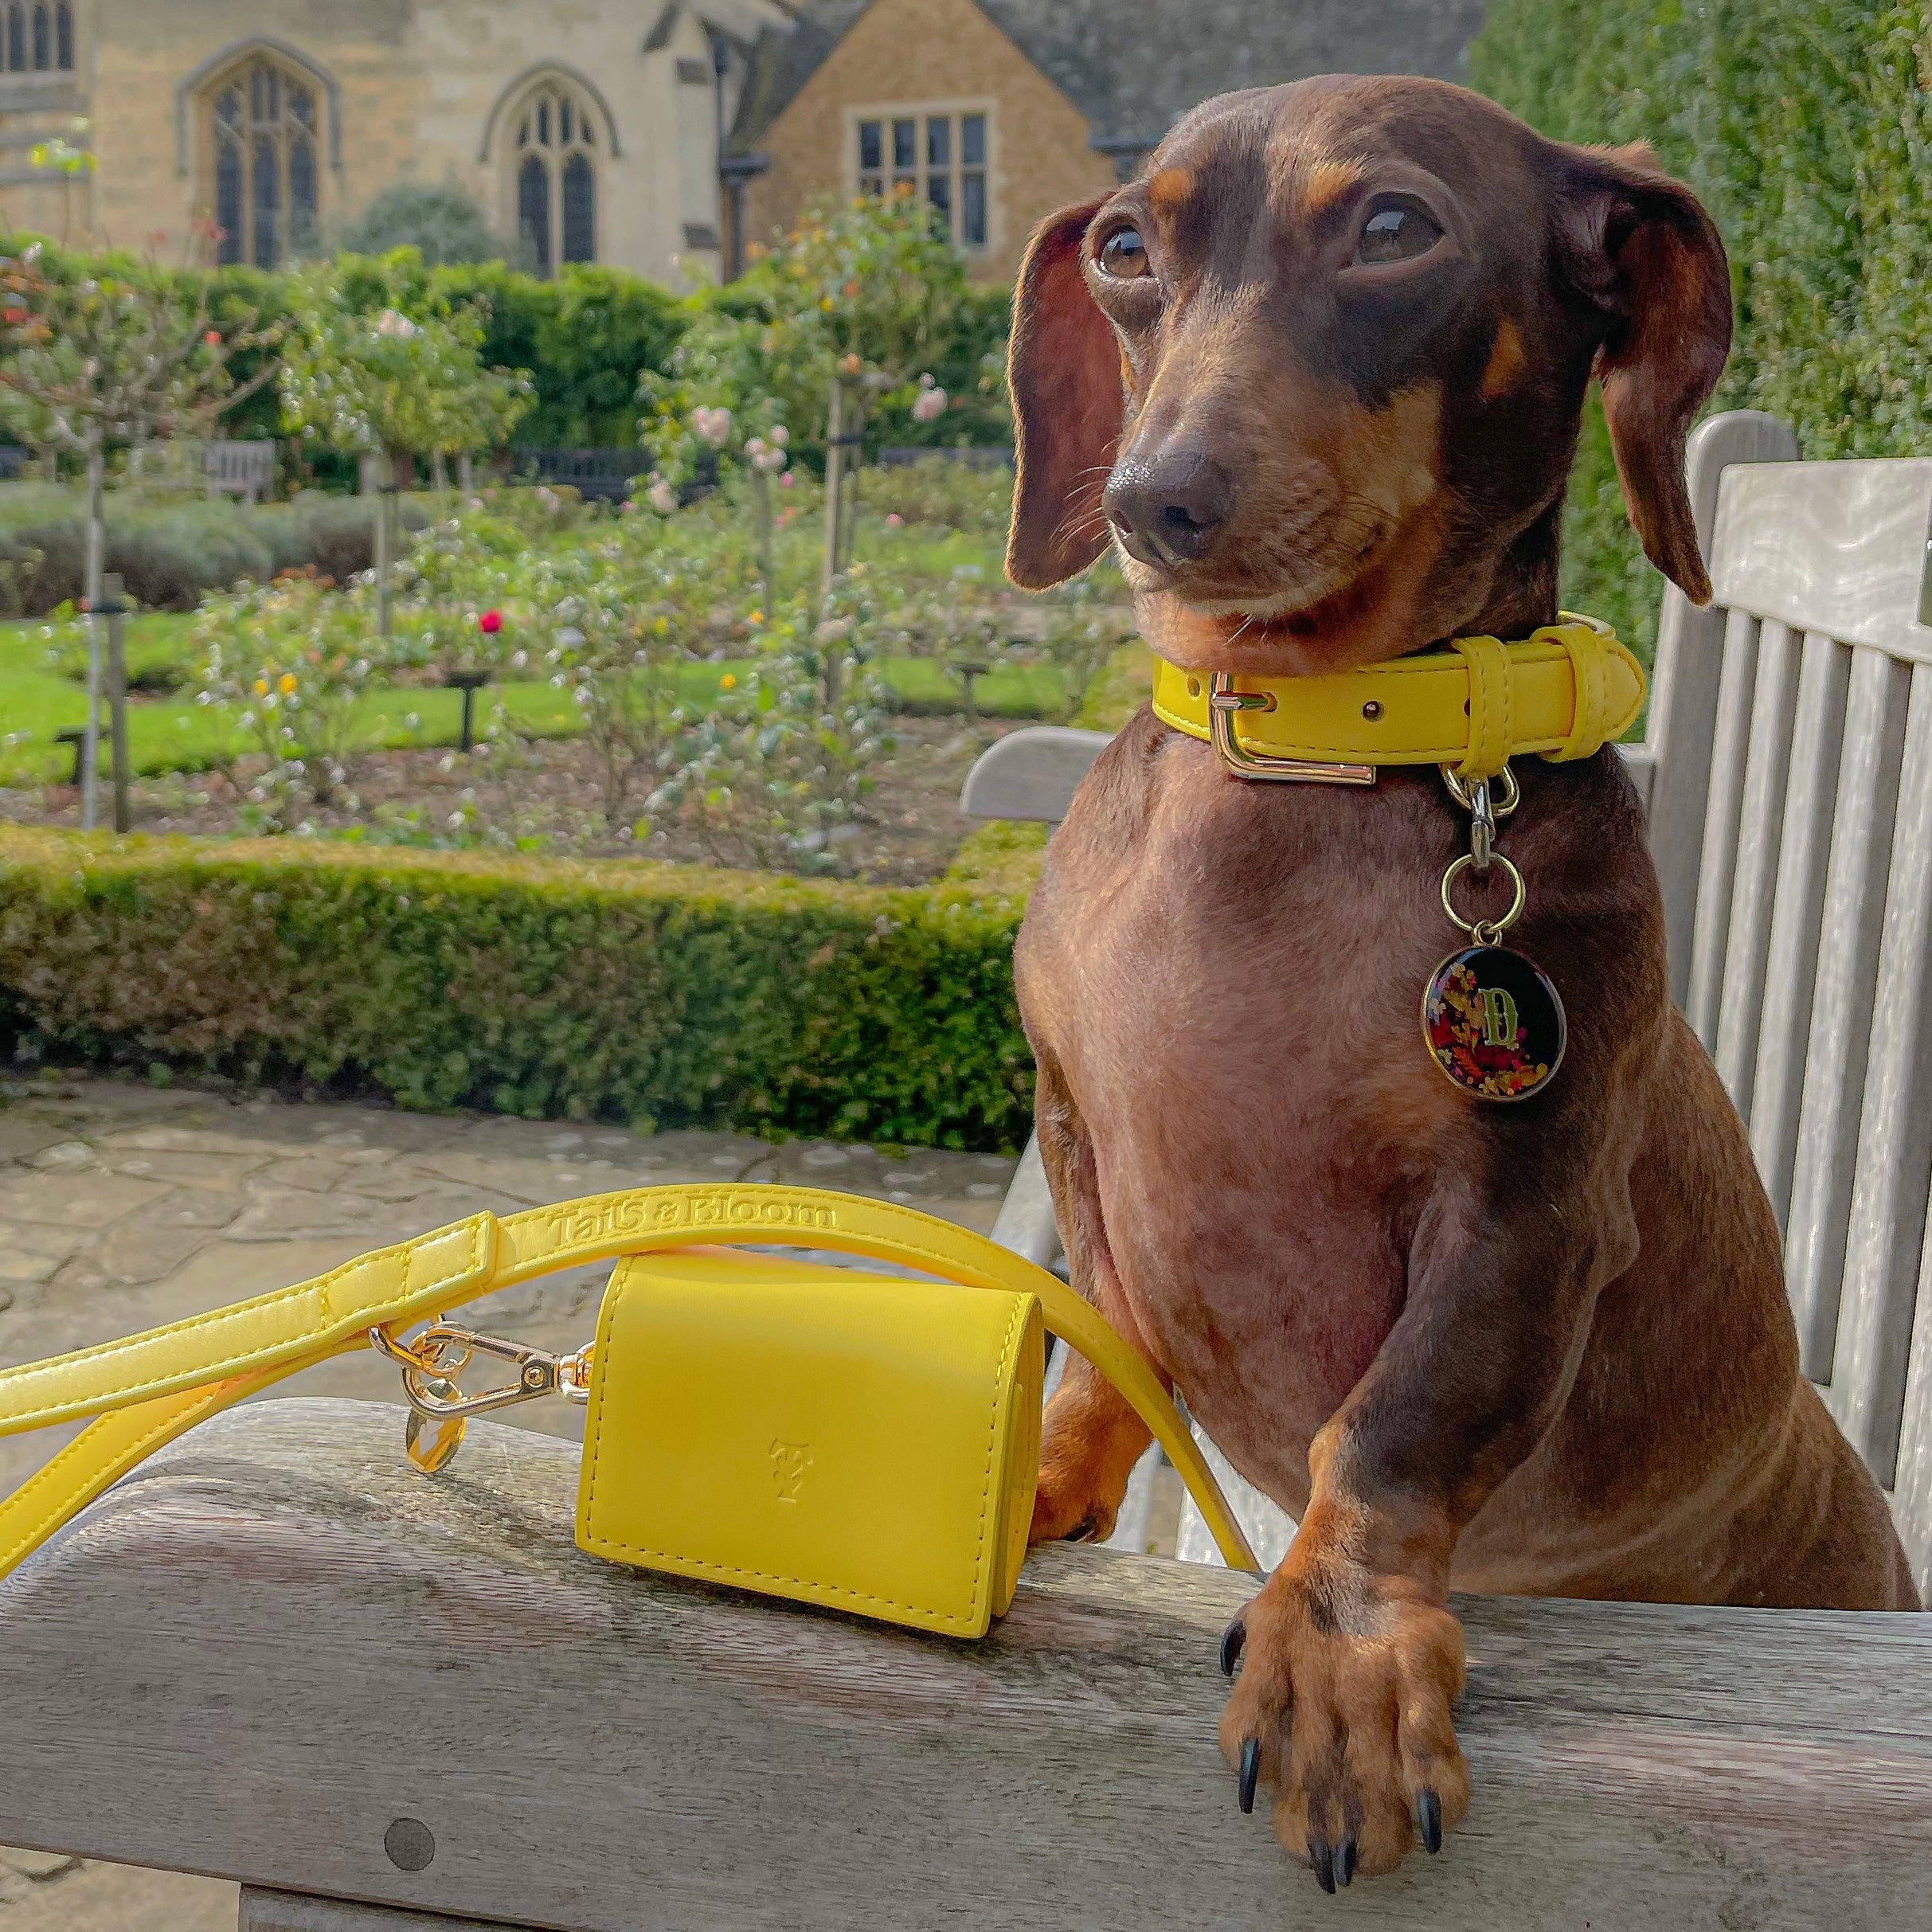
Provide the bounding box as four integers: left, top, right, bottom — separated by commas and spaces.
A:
0, 831, 1032, 1150
1472, 2, 1932, 663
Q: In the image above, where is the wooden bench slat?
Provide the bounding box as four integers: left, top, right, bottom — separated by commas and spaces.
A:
1710, 458, 1932, 663
1830, 663, 1932, 1484
1686, 607, 1762, 1046
1714, 616, 1803, 1112
1787, 645, 1913, 1382
6, 1401, 1932, 1932
1748, 630, 1852, 1225
241, 1890, 522, 1931
1647, 412, 1801, 1004
956, 725, 1111, 825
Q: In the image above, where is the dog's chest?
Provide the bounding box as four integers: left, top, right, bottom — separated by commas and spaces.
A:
1017, 734, 1469, 1486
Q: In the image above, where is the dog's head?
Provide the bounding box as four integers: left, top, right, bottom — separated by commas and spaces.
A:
1006, 77, 1731, 675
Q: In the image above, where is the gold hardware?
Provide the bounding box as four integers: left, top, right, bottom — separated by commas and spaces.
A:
1440, 851, 1527, 944
371, 1320, 595, 1476
1208, 673, 1378, 785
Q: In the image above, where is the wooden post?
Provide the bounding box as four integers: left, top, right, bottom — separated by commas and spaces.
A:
101, 572, 131, 835
820, 374, 845, 602
372, 452, 394, 639
79, 427, 105, 832
749, 464, 775, 614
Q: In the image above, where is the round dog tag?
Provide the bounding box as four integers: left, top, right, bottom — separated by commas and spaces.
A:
1422, 944, 1566, 1102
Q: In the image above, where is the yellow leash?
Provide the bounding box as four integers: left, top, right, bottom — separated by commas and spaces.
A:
0, 1184, 1260, 1584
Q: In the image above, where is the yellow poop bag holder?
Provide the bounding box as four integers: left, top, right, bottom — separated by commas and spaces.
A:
0, 1186, 1257, 1637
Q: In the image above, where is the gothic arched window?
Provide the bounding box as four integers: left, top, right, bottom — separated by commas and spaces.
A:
208, 57, 321, 269
508, 79, 598, 276
2, 0, 68, 72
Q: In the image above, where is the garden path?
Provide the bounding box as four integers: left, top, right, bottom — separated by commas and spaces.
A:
0, 1070, 1017, 1930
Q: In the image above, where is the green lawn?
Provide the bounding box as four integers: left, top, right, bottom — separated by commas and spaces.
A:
0, 611, 1069, 785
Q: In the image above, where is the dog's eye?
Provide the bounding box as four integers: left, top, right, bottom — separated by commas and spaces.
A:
1356, 204, 1441, 265
1097, 226, 1150, 280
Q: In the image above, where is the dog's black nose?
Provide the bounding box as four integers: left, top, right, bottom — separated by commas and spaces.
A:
1104, 449, 1234, 566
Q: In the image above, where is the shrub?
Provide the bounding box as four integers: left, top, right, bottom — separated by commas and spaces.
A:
0, 828, 1033, 1148
866, 455, 1011, 536
190, 573, 392, 820
338, 182, 511, 268
0, 487, 274, 610
1471, 1, 1932, 661
0, 484, 435, 612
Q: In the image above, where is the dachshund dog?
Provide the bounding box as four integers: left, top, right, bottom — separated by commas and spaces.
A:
1005, 76, 1918, 1891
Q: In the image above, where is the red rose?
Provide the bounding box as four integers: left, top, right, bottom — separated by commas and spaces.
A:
204, 330, 221, 346
479, 610, 503, 635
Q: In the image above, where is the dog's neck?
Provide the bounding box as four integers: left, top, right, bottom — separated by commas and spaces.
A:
1455, 499, 1566, 648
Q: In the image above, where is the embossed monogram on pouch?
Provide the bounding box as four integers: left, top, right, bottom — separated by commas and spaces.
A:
769, 1439, 813, 1503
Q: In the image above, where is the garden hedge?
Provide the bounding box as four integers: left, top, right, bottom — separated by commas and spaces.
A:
0, 831, 1033, 1151
1471, 1, 1931, 663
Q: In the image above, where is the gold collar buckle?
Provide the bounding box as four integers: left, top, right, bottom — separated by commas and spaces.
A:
1208, 674, 1378, 787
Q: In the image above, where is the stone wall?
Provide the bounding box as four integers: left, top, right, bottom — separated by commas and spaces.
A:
741, 0, 1113, 284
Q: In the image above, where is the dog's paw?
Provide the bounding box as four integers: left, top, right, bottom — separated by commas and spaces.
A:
1027, 1447, 1124, 1545
1217, 1563, 1469, 1887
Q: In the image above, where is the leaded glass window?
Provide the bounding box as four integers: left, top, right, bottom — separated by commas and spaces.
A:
208, 58, 320, 268
852, 106, 991, 253
510, 80, 599, 276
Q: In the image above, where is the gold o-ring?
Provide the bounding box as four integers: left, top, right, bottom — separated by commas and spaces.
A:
1441, 851, 1526, 941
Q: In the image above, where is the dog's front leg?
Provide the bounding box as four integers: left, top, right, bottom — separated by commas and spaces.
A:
1218, 1169, 1637, 1887
1027, 1054, 1162, 1546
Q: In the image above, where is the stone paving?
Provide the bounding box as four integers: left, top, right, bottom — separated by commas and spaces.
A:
0, 1070, 1018, 1930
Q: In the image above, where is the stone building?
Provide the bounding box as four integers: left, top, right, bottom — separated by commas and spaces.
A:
0, 0, 788, 282
722, 0, 1487, 283
0, 0, 1483, 287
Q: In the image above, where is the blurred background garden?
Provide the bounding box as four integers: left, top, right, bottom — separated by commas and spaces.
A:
0, 0, 1926, 1153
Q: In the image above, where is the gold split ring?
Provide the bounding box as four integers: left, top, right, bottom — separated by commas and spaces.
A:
1441, 851, 1527, 945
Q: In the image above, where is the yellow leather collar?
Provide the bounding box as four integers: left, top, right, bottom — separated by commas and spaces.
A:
1151, 616, 1646, 783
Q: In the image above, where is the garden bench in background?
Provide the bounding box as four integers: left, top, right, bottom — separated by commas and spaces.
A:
204, 439, 278, 505
878, 444, 1013, 471
511, 448, 637, 502
5, 412, 1932, 1929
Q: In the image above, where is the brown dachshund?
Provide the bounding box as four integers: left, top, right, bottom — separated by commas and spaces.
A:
1005, 76, 1918, 1891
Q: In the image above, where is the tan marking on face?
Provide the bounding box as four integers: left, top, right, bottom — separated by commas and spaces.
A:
1480, 318, 1528, 400
1300, 159, 1362, 220
1148, 166, 1195, 218
1341, 383, 1443, 520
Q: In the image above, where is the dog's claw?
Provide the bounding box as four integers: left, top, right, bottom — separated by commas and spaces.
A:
1336, 1836, 1357, 1888
1417, 1788, 1442, 1855
1310, 1837, 1337, 1895
1237, 1737, 1260, 1814
1219, 1615, 1246, 1677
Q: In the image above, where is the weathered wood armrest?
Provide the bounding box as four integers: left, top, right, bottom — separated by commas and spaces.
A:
2, 1400, 1929, 1930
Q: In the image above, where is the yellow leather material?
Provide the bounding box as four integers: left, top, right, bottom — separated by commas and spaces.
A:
0, 1185, 1260, 1611
0, 1215, 496, 1436
1149, 616, 1646, 781
579, 1250, 1046, 1637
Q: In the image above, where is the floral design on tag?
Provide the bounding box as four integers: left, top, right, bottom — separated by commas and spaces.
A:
1422, 944, 1566, 1102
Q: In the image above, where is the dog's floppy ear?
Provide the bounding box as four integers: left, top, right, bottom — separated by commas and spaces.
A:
1556, 143, 1732, 605
1007, 198, 1123, 590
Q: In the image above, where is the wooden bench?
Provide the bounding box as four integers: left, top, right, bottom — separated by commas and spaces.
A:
511, 449, 638, 503
205, 439, 278, 505
5, 410, 1932, 1928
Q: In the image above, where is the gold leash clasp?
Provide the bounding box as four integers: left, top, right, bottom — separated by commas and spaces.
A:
370, 1321, 594, 1476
